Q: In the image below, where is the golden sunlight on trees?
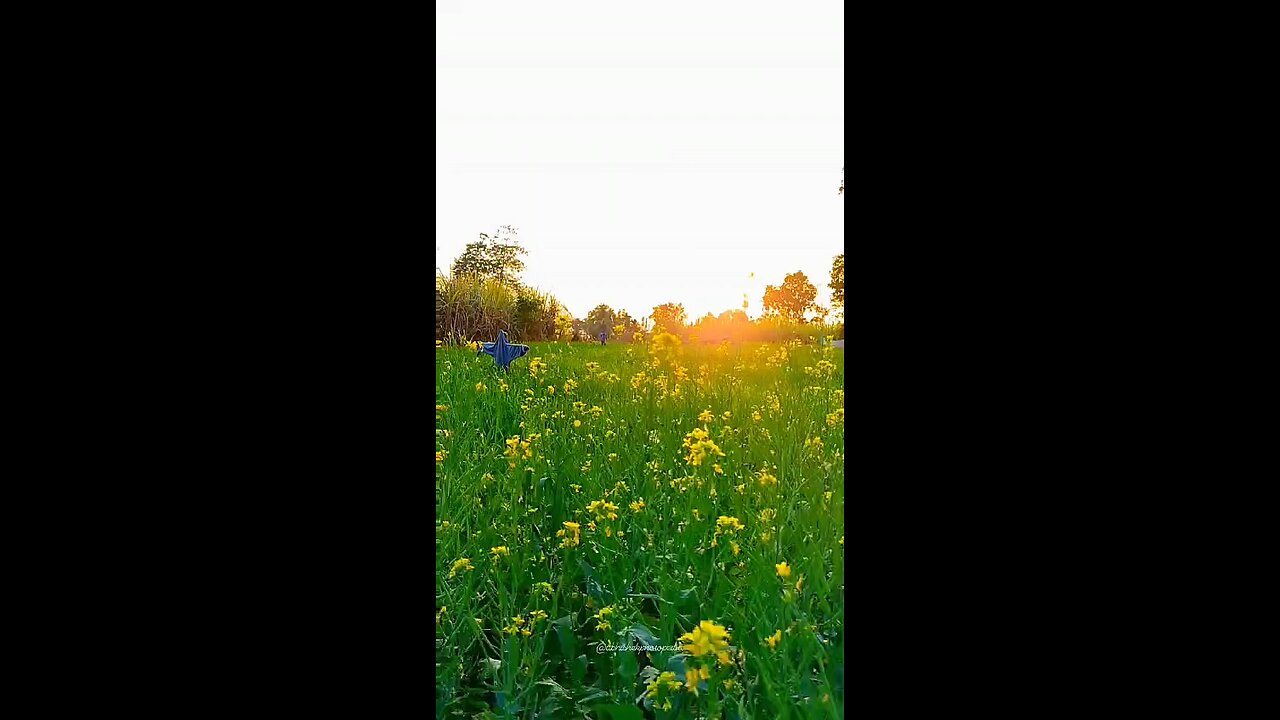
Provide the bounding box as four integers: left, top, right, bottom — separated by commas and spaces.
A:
830, 254, 844, 309
650, 303, 688, 335
762, 271, 819, 322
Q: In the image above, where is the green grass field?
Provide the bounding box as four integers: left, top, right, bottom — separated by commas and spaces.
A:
436, 338, 844, 719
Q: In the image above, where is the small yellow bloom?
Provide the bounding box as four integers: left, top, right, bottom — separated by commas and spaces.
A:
490, 545, 510, 560
475, 382, 486, 392
698, 409, 713, 423
766, 629, 782, 649
775, 562, 791, 579
679, 620, 731, 658
559, 521, 581, 548
685, 669, 700, 695
574, 419, 581, 428
716, 515, 745, 532
796, 575, 804, 593
447, 557, 475, 578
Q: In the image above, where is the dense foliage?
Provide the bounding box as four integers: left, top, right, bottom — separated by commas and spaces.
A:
436, 338, 844, 718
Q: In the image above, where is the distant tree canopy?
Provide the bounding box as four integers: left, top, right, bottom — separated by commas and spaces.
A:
554, 313, 574, 341
437, 224, 844, 344
650, 303, 688, 334
586, 304, 616, 338
763, 271, 819, 323
616, 310, 642, 338
450, 225, 527, 286
689, 308, 752, 342
830, 254, 844, 309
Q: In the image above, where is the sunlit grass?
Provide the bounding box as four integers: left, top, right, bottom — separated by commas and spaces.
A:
436, 339, 844, 719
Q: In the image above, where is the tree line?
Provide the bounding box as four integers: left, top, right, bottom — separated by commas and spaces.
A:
436, 227, 845, 344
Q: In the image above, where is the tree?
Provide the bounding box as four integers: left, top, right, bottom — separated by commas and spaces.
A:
830, 254, 844, 308
585, 304, 617, 339
762, 271, 818, 322
450, 225, 527, 286
554, 313, 574, 341
650, 303, 687, 334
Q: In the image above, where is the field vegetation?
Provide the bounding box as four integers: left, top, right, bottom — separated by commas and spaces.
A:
436, 335, 844, 719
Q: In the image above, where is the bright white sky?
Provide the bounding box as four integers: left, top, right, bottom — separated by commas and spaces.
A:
436, 0, 843, 322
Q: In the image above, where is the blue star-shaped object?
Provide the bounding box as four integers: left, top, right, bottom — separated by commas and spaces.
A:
478, 330, 530, 371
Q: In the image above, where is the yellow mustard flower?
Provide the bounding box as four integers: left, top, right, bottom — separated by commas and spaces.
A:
586, 499, 619, 521
766, 629, 782, 649
679, 620, 731, 658
775, 562, 791, 579
716, 516, 745, 532
447, 557, 474, 578
556, 521, 581, 548
684, 665, 711, 695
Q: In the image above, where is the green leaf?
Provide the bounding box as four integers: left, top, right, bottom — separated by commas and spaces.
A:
536, 678, 569, 696
664, 654, 688, 677
618, 649, 638, 681
553, 615, 577, 658
591, 704, 644, 720
626, 623, 661, 647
